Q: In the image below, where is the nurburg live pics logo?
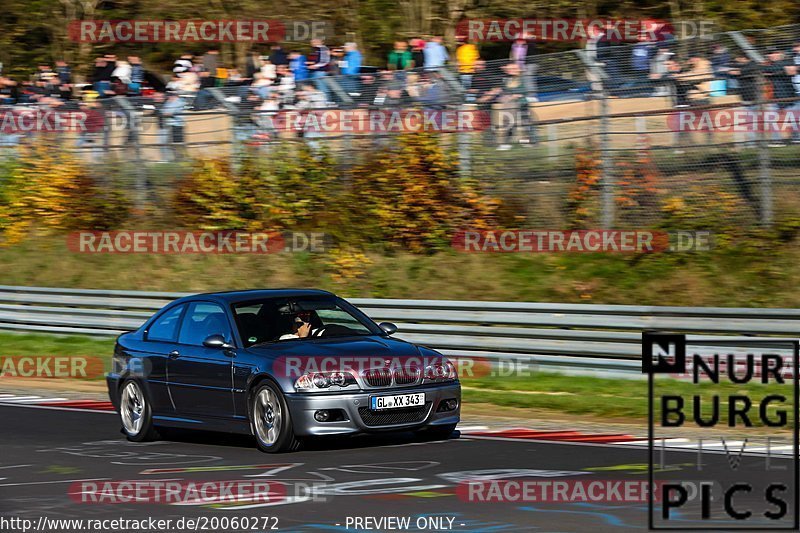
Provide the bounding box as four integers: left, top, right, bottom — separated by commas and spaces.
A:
643, 332, 800, 530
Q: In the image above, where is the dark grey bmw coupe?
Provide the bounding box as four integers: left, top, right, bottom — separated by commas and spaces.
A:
107, 289, 461, 452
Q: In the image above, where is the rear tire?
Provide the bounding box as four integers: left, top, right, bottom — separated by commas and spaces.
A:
250, 381, 301, 453
119, 379, 159, 442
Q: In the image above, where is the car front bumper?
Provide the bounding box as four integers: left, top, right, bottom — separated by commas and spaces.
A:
284, 382, 461, 436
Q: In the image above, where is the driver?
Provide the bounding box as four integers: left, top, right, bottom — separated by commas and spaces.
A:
279, 311, 326, 340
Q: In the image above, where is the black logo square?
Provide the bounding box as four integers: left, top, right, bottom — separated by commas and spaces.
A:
643, 332, 686, 374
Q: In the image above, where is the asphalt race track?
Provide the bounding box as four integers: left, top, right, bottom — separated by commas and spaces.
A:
0, 404, 796, 532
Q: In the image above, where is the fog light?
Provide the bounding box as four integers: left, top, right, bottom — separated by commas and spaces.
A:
314, 410, 330, 422
438, 399, 458, 412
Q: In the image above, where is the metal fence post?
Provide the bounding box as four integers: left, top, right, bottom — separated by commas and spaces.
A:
207, 88, 241, 174
458, 103, 473, 177
578, 50, 614, 227
599, 83, 614, 227
547, 124, 558, 159
757, 74, 773, 226
115, 97, 145, 212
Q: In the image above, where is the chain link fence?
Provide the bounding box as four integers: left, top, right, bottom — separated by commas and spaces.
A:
4, 23, 800, 228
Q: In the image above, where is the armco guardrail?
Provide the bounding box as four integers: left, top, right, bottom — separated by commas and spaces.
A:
0, 285, 797, 377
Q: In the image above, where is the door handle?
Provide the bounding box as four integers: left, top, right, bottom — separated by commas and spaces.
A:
168, 350, 180, 359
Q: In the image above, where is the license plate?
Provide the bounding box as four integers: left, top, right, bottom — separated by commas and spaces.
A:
370, 393, 425, 410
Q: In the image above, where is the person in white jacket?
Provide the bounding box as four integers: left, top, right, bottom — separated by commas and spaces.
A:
112, 60, 132, 85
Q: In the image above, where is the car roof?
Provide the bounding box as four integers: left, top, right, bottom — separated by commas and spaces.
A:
172, 289, 336, 305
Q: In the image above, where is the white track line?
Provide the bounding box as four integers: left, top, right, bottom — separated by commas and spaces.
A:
1, 397, 67, 403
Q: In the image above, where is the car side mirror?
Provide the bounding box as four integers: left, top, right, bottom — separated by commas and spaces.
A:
203, 334, 234, 350
379, 322, 398, 335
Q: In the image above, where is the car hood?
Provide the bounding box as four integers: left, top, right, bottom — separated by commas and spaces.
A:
247, 335, 425, 359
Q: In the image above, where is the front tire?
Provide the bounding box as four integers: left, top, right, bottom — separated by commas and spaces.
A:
119, 379, 158, 442
250, 381, 300, 453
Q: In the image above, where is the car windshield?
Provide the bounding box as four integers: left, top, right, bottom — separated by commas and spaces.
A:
233, 296, 380, 347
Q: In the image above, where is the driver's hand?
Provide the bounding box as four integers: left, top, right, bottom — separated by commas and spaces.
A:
297, 322, 312, 338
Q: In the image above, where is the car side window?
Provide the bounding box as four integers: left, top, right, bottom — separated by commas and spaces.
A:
146, 304, 185, 342
178, 302, 232, 346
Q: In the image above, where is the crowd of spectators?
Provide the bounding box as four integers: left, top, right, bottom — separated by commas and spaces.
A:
4, 30, 800, 151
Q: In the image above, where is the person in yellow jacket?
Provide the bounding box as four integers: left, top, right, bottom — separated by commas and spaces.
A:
456, 36, 480, 92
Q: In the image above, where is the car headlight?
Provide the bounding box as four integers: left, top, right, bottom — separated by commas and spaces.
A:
295, 371, 357, 391
424, 359, 458, 383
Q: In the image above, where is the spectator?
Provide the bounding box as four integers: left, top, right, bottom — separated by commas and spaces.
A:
340, 42, 363, 96
466, 59, 496, 104
269, 44, 289, 67
203, 49, 219, 73
792, 42, 800, 95
260, 56, 277, 84
729, 54, 760, 146
456, 36, 479, 91
650, 45, 673, 97
710, 44, 732, 95
711, 44, 731, 80
110, 75, 128, 96
510, 35, 528, 70
595, 24, 619, 84
387, 41, 413, 71
202, 50, 219, 86
296, 82, 327, 148
55, 60, 71, 85
357, 73, 380, 105
409, 39, 425, 69
289, 50, 309, 82
495, 62, 533, 150
160, 91, 186, 160
245, 51, 261, 80
763, 47, 799, 145
666, 57, 708, 107
75, 98, 104, 161
296, 82, 327, 110
423, 36, 448, 70
112, 60, 132, 85
177, 70, 200, 94
251, 72, 273, 99
128, 56, 144, 94
307, 38, 331, 103
173, 54, 193, 74
632, 34, 654, 81
0, 77, 19, 104
92, 56, 115, 96
418, 71, 447, 109
274, 64, 295, 103
36, 64, 54, 82
145, 92, 170, 162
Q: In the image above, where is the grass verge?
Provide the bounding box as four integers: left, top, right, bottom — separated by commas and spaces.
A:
0, 333, 792, 429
